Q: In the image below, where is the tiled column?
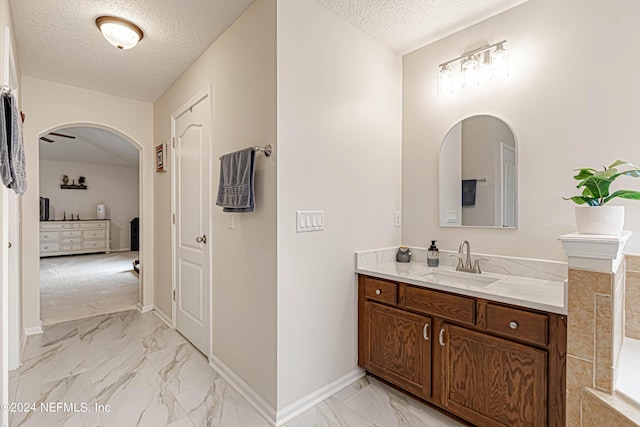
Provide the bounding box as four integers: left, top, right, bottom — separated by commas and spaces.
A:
559, 231, 631, 427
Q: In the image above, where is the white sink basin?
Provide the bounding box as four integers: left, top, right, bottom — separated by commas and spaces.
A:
411, 270, 498, 288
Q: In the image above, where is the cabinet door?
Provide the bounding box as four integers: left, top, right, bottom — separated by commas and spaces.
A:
365, 301, 431, 398
441, 323, 547, 427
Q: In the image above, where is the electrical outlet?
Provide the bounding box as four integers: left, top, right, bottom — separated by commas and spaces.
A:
394, 211, 401, 227
228, 214, 234, 229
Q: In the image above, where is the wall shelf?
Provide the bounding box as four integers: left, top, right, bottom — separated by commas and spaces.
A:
60, 184, 88, 190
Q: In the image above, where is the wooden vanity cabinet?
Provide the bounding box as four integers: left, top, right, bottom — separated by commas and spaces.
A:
358, 274, 566, 427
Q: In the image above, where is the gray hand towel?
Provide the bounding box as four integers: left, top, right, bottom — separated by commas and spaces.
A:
216, 148, 256, 212
0, 92, 27, 195
462, 179, 477, 206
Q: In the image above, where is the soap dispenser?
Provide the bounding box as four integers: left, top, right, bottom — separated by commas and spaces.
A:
427, 240, 439, 267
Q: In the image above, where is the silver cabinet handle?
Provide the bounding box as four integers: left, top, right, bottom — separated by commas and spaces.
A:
439, 328, 445, 346
196, 235, 207, 244
375, 289, 381, 295
8, 242, 12, 248
509, 321, 518, 330
423, 323, 429, 341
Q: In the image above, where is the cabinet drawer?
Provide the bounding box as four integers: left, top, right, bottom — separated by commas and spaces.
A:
40, 242, 60, 252
363, 277, 397, 304
62, 238, 80, 244
83, 240, 106, 250
40, 222, 71, 230
83, 229, 106, 240
62, 230, 82, 238
72, 221, 107, 229
62, 244, 82, 251
486, 304, 548, 346
405, 286, 475, 324
40, 232, 60, 242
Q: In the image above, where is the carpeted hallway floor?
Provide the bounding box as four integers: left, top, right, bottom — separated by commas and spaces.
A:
40, 251, 139, 326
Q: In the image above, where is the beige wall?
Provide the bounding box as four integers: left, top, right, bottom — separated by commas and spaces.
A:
277, 0, 402, 409
39, 159, 139, 250
402, 0, 640, 260
21, 76, 153, 329
153, 0, 277, 408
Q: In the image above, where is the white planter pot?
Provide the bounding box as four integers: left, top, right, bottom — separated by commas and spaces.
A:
575, 205, 624, 235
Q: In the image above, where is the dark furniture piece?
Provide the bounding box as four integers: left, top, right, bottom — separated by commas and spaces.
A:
130, 218, 139, 251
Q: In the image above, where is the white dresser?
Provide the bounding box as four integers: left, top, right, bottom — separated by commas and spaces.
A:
40, 220, 111, 257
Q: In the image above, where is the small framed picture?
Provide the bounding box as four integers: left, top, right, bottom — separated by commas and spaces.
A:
156, 143, 167, 173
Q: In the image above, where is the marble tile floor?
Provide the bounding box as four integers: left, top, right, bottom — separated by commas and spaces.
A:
9, 310, 464, 427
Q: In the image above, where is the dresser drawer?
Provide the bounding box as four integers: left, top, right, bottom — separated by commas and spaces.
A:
363, 277, 397, 304
40, 222, 71, 230
72, 221, 107, 229
83, 240, 106, 250
405, 286, 475, 324
62, 230, 82, 238
40, 232, 60, 242
486, 304, 548, 346
62, 238, 80, 244
62, 244, 82, 251
40, 242, 60, 252
83, 229, 106, 240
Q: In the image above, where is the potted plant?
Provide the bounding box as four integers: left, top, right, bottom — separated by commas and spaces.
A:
564, 160, 640, 234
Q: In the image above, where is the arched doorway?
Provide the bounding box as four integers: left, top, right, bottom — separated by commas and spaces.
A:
36, 123, 145, 325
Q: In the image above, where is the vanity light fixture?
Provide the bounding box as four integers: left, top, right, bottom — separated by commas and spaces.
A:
96, 16, 144, 50
438, 40, 508, 95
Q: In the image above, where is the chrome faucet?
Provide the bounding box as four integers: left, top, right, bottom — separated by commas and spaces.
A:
451, 240, 487, 274
459, 240, 472, 270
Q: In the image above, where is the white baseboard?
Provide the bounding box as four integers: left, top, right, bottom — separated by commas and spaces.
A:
276, 368, 365, 425
24, 321, 43, 336
136, 303, 154, 313
110, 248, 132, 253
209, 354, 277, 425
153, 307, 172, 327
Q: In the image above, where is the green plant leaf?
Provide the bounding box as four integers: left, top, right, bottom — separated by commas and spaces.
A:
563, 196, 596, 205
607, 160, 639, 169
603, 190, 640, 204
577, 176, 612, 199
610, 169, 640, 180
573, 168, 596, 180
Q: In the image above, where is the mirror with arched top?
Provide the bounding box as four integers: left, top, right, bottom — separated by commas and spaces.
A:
439, 115, 517, 228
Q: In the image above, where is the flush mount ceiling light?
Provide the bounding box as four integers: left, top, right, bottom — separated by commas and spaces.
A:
438, 40, 508, 95
96, 16, 144, 50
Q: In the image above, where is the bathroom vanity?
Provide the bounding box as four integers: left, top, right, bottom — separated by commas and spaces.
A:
357, 258, 566, 427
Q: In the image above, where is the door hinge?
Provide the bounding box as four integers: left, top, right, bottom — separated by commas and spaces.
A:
172, 213, 175, 224
172, 137, 175, 148
173, 290, 176, 301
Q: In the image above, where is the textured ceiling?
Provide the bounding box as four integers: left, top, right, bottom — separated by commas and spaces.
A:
10, 0, 254, 102
11, 0, 527, 103
39, 126, 139, 168
311, 0, 529, 54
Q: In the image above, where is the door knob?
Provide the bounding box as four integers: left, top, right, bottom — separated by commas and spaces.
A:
196, 235, 207, 244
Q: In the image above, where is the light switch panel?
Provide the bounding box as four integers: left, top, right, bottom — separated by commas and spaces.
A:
296, 211, 324, 232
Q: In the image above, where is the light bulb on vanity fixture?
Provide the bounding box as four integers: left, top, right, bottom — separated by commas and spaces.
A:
437, 40, 509, 95
462, 54, 479, 88
96, 16, 144, 50
491, 43, 509, 80
437, 64, 454, 95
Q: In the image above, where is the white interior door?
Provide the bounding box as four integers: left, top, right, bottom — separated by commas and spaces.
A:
172, 88, 211, 355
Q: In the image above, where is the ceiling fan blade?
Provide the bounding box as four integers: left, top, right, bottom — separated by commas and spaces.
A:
40, 137, 54, 143
49, 132, 76, 139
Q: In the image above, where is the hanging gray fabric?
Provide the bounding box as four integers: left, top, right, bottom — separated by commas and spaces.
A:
0, 91, 27, 195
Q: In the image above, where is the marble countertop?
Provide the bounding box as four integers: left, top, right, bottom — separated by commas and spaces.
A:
356, 261, 567, 315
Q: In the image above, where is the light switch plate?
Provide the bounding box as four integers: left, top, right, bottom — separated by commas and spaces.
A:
296, 211, 324, 232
